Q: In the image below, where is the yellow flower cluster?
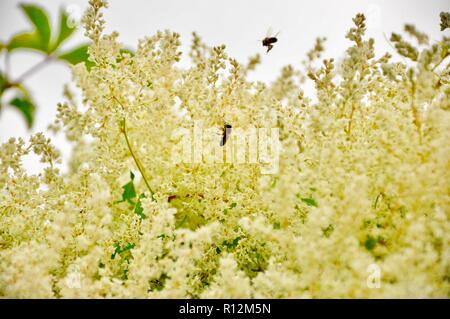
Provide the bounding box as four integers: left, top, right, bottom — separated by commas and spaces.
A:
0, 1, 449, 298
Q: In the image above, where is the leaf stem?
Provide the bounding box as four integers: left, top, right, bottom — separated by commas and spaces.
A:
113, 95, 154, 196
14, 55, 53, 84
5, 51, 11, 77
121, 118, 154, 195
431, 54, 449, 72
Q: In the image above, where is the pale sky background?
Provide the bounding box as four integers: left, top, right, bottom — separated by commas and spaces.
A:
0, 0, 448, 173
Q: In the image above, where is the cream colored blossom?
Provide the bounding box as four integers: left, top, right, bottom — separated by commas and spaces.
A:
0, 5, 449, 298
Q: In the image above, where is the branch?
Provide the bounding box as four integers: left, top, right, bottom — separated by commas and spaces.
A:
14, 55, 53, 84
113, 95, 154, 196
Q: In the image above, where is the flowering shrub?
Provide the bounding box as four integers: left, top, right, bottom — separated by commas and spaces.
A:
0, 1, 449, 298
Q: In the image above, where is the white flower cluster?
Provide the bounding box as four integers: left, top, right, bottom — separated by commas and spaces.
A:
0, 2, 449, 298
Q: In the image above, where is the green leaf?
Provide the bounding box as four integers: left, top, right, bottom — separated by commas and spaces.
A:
364, 236, 377, 251
7, 32, 43, 51
134, 193, 147, 219
271, 177, 278, 188
0, 72, 5, 112
300, 197, 318, 207
175, 214, 187, 228
223, 202, 237, 214
231, 236, 241, 248
117, 171, 137, 204
0, 71, 6, 96
116, 48, 135, 63
19, 4, 51, 52
111, 242, 135, 260
149, 274, 169, 292
222, 236, 242, 252
9, 95, 36, 128
322, 224, 334, 238
58, 44, 95, 70
51, 8, 77, 52
120, 48, 135, 57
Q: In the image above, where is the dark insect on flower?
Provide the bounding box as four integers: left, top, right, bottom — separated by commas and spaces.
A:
168, 195, 177, 202
262, 28, 280, 53
220, 124, 232, 146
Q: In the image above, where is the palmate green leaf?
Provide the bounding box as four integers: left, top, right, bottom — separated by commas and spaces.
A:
51, 8, 77, 52
8, 4, 52, 52
58, 44, 95, 70
9, 95, 36, 128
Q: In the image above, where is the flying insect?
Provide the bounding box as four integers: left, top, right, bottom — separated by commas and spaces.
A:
262, 28, 280, 53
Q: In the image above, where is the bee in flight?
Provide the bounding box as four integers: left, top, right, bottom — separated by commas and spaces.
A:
220, 123, 232, 146
262, 28, 280, 53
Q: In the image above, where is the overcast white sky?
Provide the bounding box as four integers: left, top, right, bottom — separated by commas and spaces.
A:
0, 0, 448, 172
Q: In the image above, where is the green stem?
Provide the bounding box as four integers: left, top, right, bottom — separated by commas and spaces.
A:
114, 96, 154, 196
121, 118, 154, 195
431, 53, 449, 72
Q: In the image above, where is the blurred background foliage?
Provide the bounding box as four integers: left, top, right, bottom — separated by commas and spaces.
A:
0, 3, 91, 128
